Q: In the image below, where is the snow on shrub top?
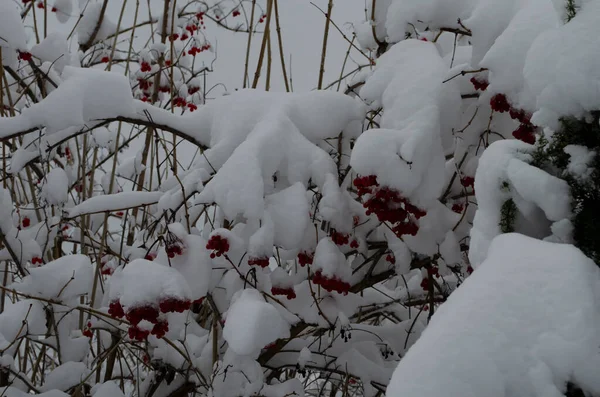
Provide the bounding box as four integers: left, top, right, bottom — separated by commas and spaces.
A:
388, 233, 600, 397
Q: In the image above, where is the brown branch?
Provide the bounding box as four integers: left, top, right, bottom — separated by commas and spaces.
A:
80, 0, 109, 52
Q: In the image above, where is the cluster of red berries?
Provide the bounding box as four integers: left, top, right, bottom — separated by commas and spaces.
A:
420, 267, 440, 291
18, 51, 32, 62
188, 86, 200, 95
101, 56, 110, 63
298, 252, 313, 267
206, 234, 230, 258
168, 33, 180, 42
452, 203, 464, 213
21, 216, 30, 228
31, 257, 43, 265
144, 252, 157, 261
248, 257, 270, 268
469, 77, 489, 91
187, 103, 198, 112
330, 231, 350, 246
166, 241, 185, 258
420, 277, 431, 291
82, 322, 93, 338
490, 94, 536, 144
138, 78, 152, 91
460, 176, 475, 188
354, 175, 426, 238
140, 61, 152, 73
188, 44, 211, 56
232, 9, 241, 17
258, 14, 266, 23
159, 297, 192, 313
108, 296, 191, 341
312, 270, 351, 295
490, 93, 511, 113
350, 239, 359, 249
385, 254, 395, 264
172, 97, 187, 107
185, 24, 199, 34
271, 286, 296, 300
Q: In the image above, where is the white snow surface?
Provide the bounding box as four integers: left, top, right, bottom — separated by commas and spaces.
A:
68, 191, 163, 217
387, 233, 600, 397
10, 255, 93, 300
223, 289, 290, 357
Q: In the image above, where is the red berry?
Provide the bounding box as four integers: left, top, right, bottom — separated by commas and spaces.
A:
180, 34, 189, 41
298, 252, 313, 266
490, 93, 510, 113
460, 176, 475, 188
51, 6, 57, 12
187, 103, 198, 112
168, 33, 179, 42
350, 239, 359, 249
101, 56, 110, 63
467, 266, 474, 274
37, 2, 44, 8
452, 203, 464, 213
469, 77, 489, 91
420, 278, 430, 291
18, 51, 32, 62
108, 300, 125, 318
248, 257, 270, 268
232, 10, 241, 17
128, 326, 150, 341
385, 254, 395, 264
206, 235, 230, 257
22, 217, 30, 228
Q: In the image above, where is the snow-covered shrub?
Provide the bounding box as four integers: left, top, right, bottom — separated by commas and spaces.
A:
1, 0, 600, 396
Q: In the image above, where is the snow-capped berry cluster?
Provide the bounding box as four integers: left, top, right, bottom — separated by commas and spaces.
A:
271, 286, 296, 300
159, 297, 192, 313
330, 231, 350, 246
165, 233, 186, 258
298, 252, 314, 266
354, 175, 426, 238
312, 270, 351, 295
108, 296, 191, 341
490, 94, 537, 144
248, 257, 270, 268
470, 77, 489, 91
206, 234, 229, 258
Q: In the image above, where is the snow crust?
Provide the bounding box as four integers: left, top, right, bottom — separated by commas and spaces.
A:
388, 233, 600, 397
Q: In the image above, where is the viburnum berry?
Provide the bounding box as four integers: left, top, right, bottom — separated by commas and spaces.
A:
232, 9, 241, 17
151, 320, 169, 338
420, 277, 430, 291
101, 56, 110, 63
392, 220, 419, 237
460, 176, 475, 188
18, 51, 32, 62
427, 266, 440, 278
188, 86, 200, 94
330, 231, 350, 246
159, 297, 191, 313
168, 33, 179, 42
385, 254, 395, 264
82, 322, 93, 338
180, 33, 189, 41
144, 252, 157, 261
490, 93, 510, 113
165, 60, 172, 67
509, 107, 531, 124
172, 97, 186, 107
51, 6, 57, 12
452, 203, 464, 213
298, 252, 313, 266
187, 103, 198, 112
271, 286, 296, 300
140, 61, 151, 72
128, 326, 150, 341
512, 123, 536, 144
312, 270, 351, 295
36, 2, 44, 8
206, 234, 230, 258
31, 257, 43, 265
350, 239, 359, 249
248, 257, 270, 268
469, 77, 489, 91
138, 78, 152, 90
353, 175, 378, 197
108, 300, 125, 318
126, 305, 160, 326
22, 217, 30, 228
467, 266, 474, 274
196, 11, 205, 19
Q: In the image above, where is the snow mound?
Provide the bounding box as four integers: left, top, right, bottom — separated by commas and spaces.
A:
108, 259, 191, 308
387, 233, 600, 397
41, 362, 89, 392
11, 255, 93, 300
223, 289, 290, 357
